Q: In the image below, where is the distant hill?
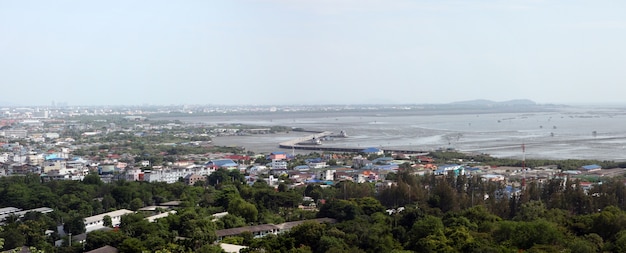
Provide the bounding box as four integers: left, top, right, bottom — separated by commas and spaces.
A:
450, 99, 537, 106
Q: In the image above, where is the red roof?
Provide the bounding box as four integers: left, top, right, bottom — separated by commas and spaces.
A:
224, 155, 251, 160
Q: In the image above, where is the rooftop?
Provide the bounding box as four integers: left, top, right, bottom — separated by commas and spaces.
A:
84, 209, 134, 224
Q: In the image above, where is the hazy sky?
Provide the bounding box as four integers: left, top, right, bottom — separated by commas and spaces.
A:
2, 0, 625, 106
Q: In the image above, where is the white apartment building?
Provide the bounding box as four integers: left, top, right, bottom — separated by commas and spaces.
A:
126, 168, 143, 181
319, 169, 336, 181
307, 161, 327, 169
44, 133, 60, 139
143, 166, 214, 184
270, 160, 288, 170
0, 153, 11, 163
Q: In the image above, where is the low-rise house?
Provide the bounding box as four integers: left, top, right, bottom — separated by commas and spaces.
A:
215, 218, 336, 241
352, 155, 372, 169
305, 158, 327, 169
481, 174, 505, 182
84, 245, 118, 253
372, 157, 393, 164
84, 209, 134, 233
248, 165, 269, 175
293, 165, 310, 171
41, 169, 86, 181
207, 159, 238, 170
354, 170, 378, 183
220, 243, 248, 253
145, 210, 177, 223
268, 152, 287, 160
211, 212, 229, 222
361, 147, 384, 156
434, 164, 465, 176
374, 164, 399, 171
289, 171, 315, 183
581, 164, 602, 173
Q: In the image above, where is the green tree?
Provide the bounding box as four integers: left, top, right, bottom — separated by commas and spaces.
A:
508, 220, 564, 250
219, 214, 246, 229
289, 222, 326, 250
119, 238, 146, 253
1, 224, 26, 250
317, 199, 361, 222
196, 244, 226, 253
129, 198, 144, 211
514, 200, 547, 221
228, 198, 258, 223
103, 215, 112, 227
406, 215, 445, 251
64, 214, 86, 235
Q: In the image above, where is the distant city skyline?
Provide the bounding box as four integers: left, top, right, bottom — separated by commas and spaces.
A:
2, 1, 626, 106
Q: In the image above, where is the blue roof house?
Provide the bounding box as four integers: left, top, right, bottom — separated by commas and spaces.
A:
207, 159, 238, 169
362, 148, 384, 155
580, 164, 602, 172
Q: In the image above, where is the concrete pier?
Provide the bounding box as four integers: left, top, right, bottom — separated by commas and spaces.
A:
279, 131, 428, 154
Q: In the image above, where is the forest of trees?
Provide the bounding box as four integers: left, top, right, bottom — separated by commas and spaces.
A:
4, 167, 626, 252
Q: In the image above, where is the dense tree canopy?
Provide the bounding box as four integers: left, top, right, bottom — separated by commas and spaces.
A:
6, 159, 626, 252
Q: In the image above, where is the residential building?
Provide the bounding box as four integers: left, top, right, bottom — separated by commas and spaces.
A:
581, 164, 602, 173
215, 218, 336, 241
305, 158, 327, 169
269, 152, 287, 160
185, 173, 206, 185
361, 147, 384, 156
125, 168, 144, 181
43, 158, 66, 173
1, 129, 28, 139
145, 211, 177, 223
0, 207, 54, 223
143, 166, 213, 184
270, 160, 288, 170
352, 155, 372, 169
44, 133, 60, 139
84, 245, 119, 253
319, 169, 336, 181
207, 159, 238, 170
0, 153, 11, 163
84, 209, 134, 233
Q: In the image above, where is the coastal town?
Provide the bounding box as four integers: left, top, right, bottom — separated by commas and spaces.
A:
2, 105, 626, 253
0, 106, 620, 189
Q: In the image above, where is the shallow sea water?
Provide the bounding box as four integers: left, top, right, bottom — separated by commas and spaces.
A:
177, 107, 626, 161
